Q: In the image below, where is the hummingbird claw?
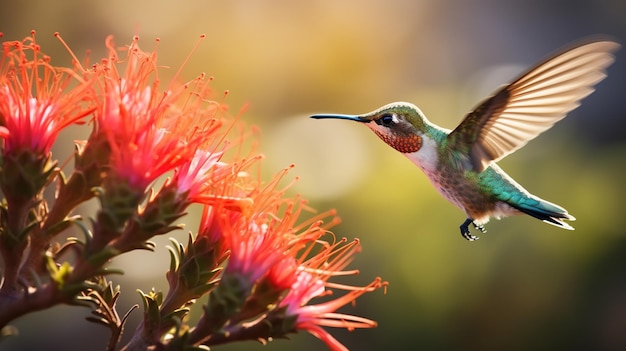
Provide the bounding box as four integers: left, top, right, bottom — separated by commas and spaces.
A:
460, 218, 480, 241
473, 222, 487, 234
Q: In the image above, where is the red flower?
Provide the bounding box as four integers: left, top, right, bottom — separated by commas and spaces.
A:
279, 238, 387, 351
0, 31, 95, 156
93, 35, 215, 190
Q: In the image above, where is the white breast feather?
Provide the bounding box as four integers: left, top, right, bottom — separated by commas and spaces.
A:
404, 134, 439, 175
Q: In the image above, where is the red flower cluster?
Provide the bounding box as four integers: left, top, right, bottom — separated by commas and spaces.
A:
0, 31, 386, 351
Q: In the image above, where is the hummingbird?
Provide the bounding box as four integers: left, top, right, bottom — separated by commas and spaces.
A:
311, 40, 619, 241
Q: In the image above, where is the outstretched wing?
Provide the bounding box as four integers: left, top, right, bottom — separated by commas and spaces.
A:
448, 40, 620, 172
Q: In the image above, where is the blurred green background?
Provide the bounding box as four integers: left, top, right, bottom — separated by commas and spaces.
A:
2, 1, 626, 350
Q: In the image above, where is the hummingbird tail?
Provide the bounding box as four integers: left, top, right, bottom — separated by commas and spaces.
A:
513, 198, 576, 230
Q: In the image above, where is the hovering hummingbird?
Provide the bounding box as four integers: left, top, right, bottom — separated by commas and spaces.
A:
311, 40, 619, 241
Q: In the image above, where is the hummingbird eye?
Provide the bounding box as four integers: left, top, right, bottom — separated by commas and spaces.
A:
378, 113, 397, 126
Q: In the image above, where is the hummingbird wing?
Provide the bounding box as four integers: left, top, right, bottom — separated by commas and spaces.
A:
448, 40, 620, 173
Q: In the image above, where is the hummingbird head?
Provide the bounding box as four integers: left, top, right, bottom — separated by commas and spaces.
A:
311, 102, 429, 154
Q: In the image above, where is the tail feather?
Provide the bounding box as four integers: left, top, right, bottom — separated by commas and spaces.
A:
512, 197, 575, 230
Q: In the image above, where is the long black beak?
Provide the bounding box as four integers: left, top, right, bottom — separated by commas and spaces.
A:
310, 114, 369, 123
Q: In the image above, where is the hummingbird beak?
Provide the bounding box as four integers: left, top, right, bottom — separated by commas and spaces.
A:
310, 114, 369, 123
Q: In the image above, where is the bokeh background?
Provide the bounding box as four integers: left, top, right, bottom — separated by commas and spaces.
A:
2, 1, 626, 350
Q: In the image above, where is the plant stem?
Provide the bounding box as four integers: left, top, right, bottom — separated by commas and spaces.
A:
0, 284, 62, 328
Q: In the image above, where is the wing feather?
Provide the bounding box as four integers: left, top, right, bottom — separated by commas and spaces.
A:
448, 40, 620, 172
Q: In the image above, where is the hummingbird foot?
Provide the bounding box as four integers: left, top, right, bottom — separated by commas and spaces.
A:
460, 218, 481, 241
